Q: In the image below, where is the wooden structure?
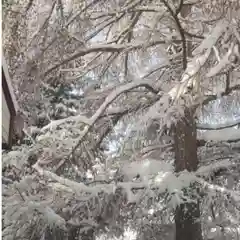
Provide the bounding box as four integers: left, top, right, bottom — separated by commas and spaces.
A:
2, 56, 19, 149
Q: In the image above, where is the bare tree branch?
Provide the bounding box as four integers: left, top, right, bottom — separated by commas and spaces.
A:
43, 40, 169, 77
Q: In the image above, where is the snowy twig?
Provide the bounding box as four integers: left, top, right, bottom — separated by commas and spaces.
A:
212, 46, 221, 62
161, 0, 187, 70
168, 48, 211, 100
206, 43, 235, 78
193, 19, 229, 56
197, 177, 240, 203
33, 163, 102, 194
196, 159, 234, 177
41, 115, 91, 132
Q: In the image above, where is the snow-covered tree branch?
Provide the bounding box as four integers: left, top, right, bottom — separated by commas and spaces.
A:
2, 0, 240, 239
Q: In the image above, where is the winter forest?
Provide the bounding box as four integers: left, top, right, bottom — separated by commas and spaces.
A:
2, 0, 240, 239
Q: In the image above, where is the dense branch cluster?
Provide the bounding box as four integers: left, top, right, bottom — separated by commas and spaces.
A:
2, 0, 240, 239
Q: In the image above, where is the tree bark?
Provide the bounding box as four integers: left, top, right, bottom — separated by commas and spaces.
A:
172, 2, 203, 239
173, 109, 203, 240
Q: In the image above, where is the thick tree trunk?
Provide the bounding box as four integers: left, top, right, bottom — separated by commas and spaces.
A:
171, 2, 203, 239
173, 109, 203, 240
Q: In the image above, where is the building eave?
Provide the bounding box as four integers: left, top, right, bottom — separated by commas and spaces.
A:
2, 55, 19, 114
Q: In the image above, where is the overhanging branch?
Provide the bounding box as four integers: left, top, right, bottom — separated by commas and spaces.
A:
54, 80, 160, 171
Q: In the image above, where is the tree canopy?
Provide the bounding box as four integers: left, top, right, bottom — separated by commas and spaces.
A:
2, 0, 240, 240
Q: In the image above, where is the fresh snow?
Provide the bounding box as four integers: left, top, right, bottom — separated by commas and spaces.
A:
121, 159, 173, 181
193, 19, 229, 55
196, 159, 233, 177
198, 128, 240, 142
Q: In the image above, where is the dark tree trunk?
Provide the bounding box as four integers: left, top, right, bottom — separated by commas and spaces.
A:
175, 201, 202, 240
68, 227, 95, 240
173, 109, 203, 240
68, 227, 79, 240
44, 227, 66, 240
172, 2, 203, 239
80, 229, 95, 240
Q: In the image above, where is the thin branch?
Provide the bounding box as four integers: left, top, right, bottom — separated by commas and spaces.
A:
89, 5, 165, 19
26, 1, 56, 50
43, 40, 168, 77
15, 187, 25, 201
85, 13, 125, 42
66, 0, 103, 27
41, 115, 91, 132
184, 30, 204, 39
161, 0, 187, 70
25, 0, 34, 13
114, 11, 142, 43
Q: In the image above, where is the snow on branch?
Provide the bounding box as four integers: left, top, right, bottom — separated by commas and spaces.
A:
196, 116, 240, 130
43, 40, 168, 76
201, 84, 240, 106
168, 48, 211, 100
193, 19, 229, 56
41, 115, 91, 132
197, 177, 240, 203
196, 159, 234, 177
91, 79, 158, 124
34, 159, 194, 205
33, 163, 116, 194
40, 80, 158, 158
34, 158, 240, 207
197, 128, 240, 142
206, 43, 235, 78
52, 79, 160, 170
